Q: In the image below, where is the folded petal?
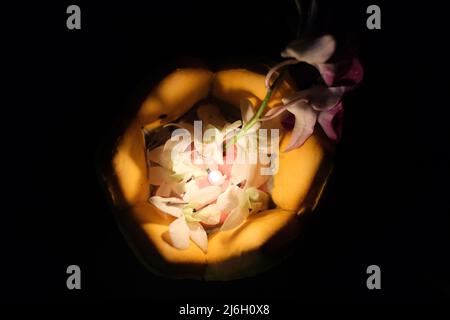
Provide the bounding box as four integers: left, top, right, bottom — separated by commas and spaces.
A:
281, 35, 336, 65
317, 102, 343, 140
194, 203, 222, 225
217, 185, 247, 214
230, 161, 255, 186
220, 206, 249, 231
261, 104, 289, 121
169, 216, 190, 250
317, 63, 336, 86
308, 86, 346, 111
284, 100, 318, 152
246, 187, 269, 213
318, 57, 364, 88
240, 99, 256, 124
183, 185, 222, 208
188, 222, 208, 253
197, 103, 228, 129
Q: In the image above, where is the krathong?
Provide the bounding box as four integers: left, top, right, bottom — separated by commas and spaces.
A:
146, 34, 362, 253
100, 34, 363, 280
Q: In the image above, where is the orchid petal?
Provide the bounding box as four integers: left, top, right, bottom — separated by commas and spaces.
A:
222, 120, 243, 137
202, 141, 224, 165
284, 100, 318, 152
220, 206, 249, 231
169, 216, 190, 250
317, 102, 343, 140
172, 157, 205, 178
265, 59, 299, 89
197, 103, 228, 129
240, 99, 256, 124
149, 196, 185, 218
171, 181, 186, 196
318, 57, 364, 88
194, 203, 222, 225
308, 86, 346, 111
230, 162, 254, 186
281, 35, 336, 65
246, 187, 269, 213
317, 63, 336, 86
343, 58, 364, 87
183, 185, 222, 207
188, 222, 208, 253
261, 105, 289, 121
217, 185, 247, 213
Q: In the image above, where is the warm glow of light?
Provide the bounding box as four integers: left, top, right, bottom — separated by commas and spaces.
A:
208, 170, 224, 185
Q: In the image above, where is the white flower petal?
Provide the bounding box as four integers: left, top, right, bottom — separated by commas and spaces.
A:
220, 206, 249, 231
240, 99, 256, 123
284, 100, 318, 152
281, 35, 336, 65
149, 196, 185, 218
202, 142, 224, 165
216, 185, 247, 213
197, 103, 228, 129
195, 203, 221, 225
188, 222, 208, 253
183, 185, 222, 207
169, 216, 190, 250
246, 188, 269, 213
171, 181, 186, 196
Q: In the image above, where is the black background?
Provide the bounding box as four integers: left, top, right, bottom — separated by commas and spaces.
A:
3, 0, 449, 305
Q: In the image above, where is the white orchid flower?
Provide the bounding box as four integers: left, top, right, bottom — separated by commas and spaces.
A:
169, 215, 208, 253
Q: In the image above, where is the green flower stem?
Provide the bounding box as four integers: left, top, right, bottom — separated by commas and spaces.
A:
226, 68, 287, 150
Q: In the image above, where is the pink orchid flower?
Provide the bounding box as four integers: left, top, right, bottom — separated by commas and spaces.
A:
262, 35, 363, 152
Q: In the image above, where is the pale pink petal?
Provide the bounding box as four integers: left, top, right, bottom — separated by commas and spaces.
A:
265, 59, 299, 88
261, 104, 289, 121
230, 162, 255, 186
196, 103, 228, 129
284, 101, 318, 152
188, 222, 208, 253
216, 185, 247, 214
318, 57, 364, 88
308, 86, 346, 111
183, 185, 222, 208
246, 165, 270, 189
281, 35, 336, 65
317, 102, 343, 140
196, 176, 211, 189
169, 216, 190, 250
240, 99, 256, 124
317, 63, 336, 86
